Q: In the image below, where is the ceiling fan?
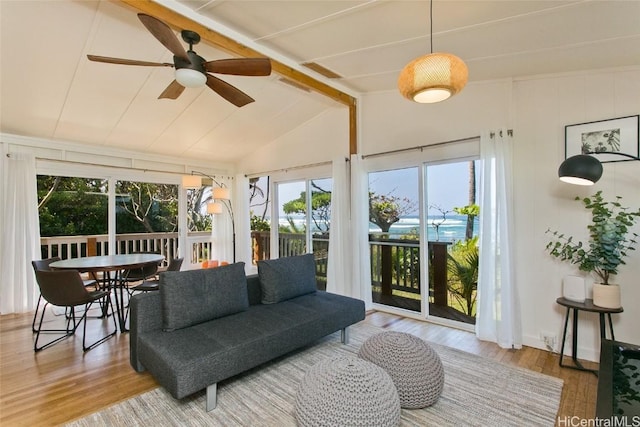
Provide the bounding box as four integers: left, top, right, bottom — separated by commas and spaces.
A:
87, 13, 271, 107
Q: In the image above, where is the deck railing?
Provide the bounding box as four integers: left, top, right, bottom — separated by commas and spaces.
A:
250, 231, 449, 304
251, 231, 329, 288
41, 231, 449, 307
40, 231, 211, 268
368, 235, 451, 307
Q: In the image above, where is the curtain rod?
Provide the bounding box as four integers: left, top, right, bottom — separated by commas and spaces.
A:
6, 154, 234, 181
245, 158, 348, 178
361, 129, 513, 160
490, 129, 513, 138
361, 135, 480, 160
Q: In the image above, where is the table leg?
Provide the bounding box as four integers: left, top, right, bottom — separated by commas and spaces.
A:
559, 306, 597, 375
559, 307, 570, 368
98, 271, 111, 318
597, 313, 616, 341
111, 270, 129, 333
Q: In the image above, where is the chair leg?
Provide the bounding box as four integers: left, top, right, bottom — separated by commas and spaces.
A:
31, 294, 43, 333
34, 302, 75, 352
82, 295, 117, 352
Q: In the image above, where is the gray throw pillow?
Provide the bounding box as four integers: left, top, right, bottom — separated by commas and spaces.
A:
160, 262, 248, 331
258, 254, 317, 304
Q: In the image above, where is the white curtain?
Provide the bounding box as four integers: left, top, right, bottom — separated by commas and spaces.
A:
350, 154, 373, 306
0, 153, 41, 314
326, 157, 350, 296
234, 174, 250, 268
476, 129, 522, 349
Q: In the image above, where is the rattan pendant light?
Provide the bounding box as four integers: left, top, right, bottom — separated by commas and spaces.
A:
398, 0, 468, 103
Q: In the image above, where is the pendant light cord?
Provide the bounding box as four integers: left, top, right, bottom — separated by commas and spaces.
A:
429, 0, 433, 54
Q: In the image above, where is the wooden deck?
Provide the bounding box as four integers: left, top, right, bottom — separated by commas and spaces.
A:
372, 292, 476, 324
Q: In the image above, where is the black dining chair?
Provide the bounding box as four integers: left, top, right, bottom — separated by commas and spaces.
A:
131, 257, 184, 293
31, 258, 98, 332
121, 252, 162, 290
33, 269, 117, 352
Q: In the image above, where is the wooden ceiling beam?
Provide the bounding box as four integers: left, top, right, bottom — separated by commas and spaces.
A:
118, 0, 357, 154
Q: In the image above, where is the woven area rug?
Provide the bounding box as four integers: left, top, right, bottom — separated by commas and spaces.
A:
67, 323, 563, 427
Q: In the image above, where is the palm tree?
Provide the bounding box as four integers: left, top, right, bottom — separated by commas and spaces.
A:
447, 237, 479, 315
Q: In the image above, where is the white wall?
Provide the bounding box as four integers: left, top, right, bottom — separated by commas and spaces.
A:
360, 67, 640, 361
239, 106, 349, 175
361, 79, 512, 155
513, 68, 640, 360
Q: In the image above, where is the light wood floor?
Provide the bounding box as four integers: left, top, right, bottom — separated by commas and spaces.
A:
0, 308, 597, 426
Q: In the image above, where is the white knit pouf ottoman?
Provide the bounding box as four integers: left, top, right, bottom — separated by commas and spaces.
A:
294, 356, 400, 427
358, 331, 444, 409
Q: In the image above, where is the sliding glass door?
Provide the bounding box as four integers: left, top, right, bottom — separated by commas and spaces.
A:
367, 159, 480, 327
425, 160, 480, 325
368, 167, 421, 312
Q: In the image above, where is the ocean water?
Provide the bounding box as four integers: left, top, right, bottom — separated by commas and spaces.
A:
279, 214, 479, 242
371, 215, 479, 242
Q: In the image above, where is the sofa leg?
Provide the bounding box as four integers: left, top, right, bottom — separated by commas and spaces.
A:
206, 383, 217, 411
341, 327, 349, 344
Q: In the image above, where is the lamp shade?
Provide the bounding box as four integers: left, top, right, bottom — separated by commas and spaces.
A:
213, 187, 230, 200
182, 175, 202, 189
398, 53, 468, 103
207, 202, 223, 214
175, 68, 207, 88
558, 154, 603, 185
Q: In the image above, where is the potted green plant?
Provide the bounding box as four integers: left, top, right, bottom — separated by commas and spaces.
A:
546, 191, 640, 308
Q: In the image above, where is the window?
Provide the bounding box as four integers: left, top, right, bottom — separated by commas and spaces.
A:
248, 173, 333, 290
37, 175, 108, 258
36, 174, 179, 263
115, 180, 178, 258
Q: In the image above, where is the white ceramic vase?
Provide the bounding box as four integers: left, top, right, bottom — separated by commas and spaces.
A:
592, 283, 621, 309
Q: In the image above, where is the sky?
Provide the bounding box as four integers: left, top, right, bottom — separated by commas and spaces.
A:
369, 161, 479, 216
250, 160, 480, 218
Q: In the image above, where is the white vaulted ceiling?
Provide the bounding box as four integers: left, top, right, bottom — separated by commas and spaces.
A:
1, 0, 639, 164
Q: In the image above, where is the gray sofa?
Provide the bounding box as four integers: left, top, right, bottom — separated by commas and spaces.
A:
129, 254, 366, 411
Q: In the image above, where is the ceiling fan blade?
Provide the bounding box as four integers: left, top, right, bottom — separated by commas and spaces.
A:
158, 80, 185, 100
204, 58, 272, 76
138, 13, 189, 62
206, 74, 254, 107
87, 55, 173, 67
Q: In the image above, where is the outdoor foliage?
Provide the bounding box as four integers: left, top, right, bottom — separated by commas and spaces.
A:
186, 186, 212, 232
447, 237, 479, 316
281, 182, 332, 233
250, 214, 270, 231
369, 193, 415, 233
37, 176, 183, 236
37, 176, 108, 236
116, 181, 178, 233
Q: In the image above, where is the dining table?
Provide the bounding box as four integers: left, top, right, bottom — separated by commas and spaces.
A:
50, 253, 165, 332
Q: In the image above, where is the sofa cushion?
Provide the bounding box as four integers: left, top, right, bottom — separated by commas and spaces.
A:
160, 262, 248, 331
258, 254, 317, 304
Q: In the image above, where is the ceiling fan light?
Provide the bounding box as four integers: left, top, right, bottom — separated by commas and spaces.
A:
175, 68, 206, 88
558, 154, 603, 185
398, 53, 468, 103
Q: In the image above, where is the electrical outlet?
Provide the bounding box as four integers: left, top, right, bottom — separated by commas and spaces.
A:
540, 332, 556, 351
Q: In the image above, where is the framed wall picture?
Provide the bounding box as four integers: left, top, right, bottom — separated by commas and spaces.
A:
565, 115, 639, 163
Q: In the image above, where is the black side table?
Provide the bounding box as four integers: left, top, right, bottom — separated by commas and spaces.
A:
556, 297, 623, 375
